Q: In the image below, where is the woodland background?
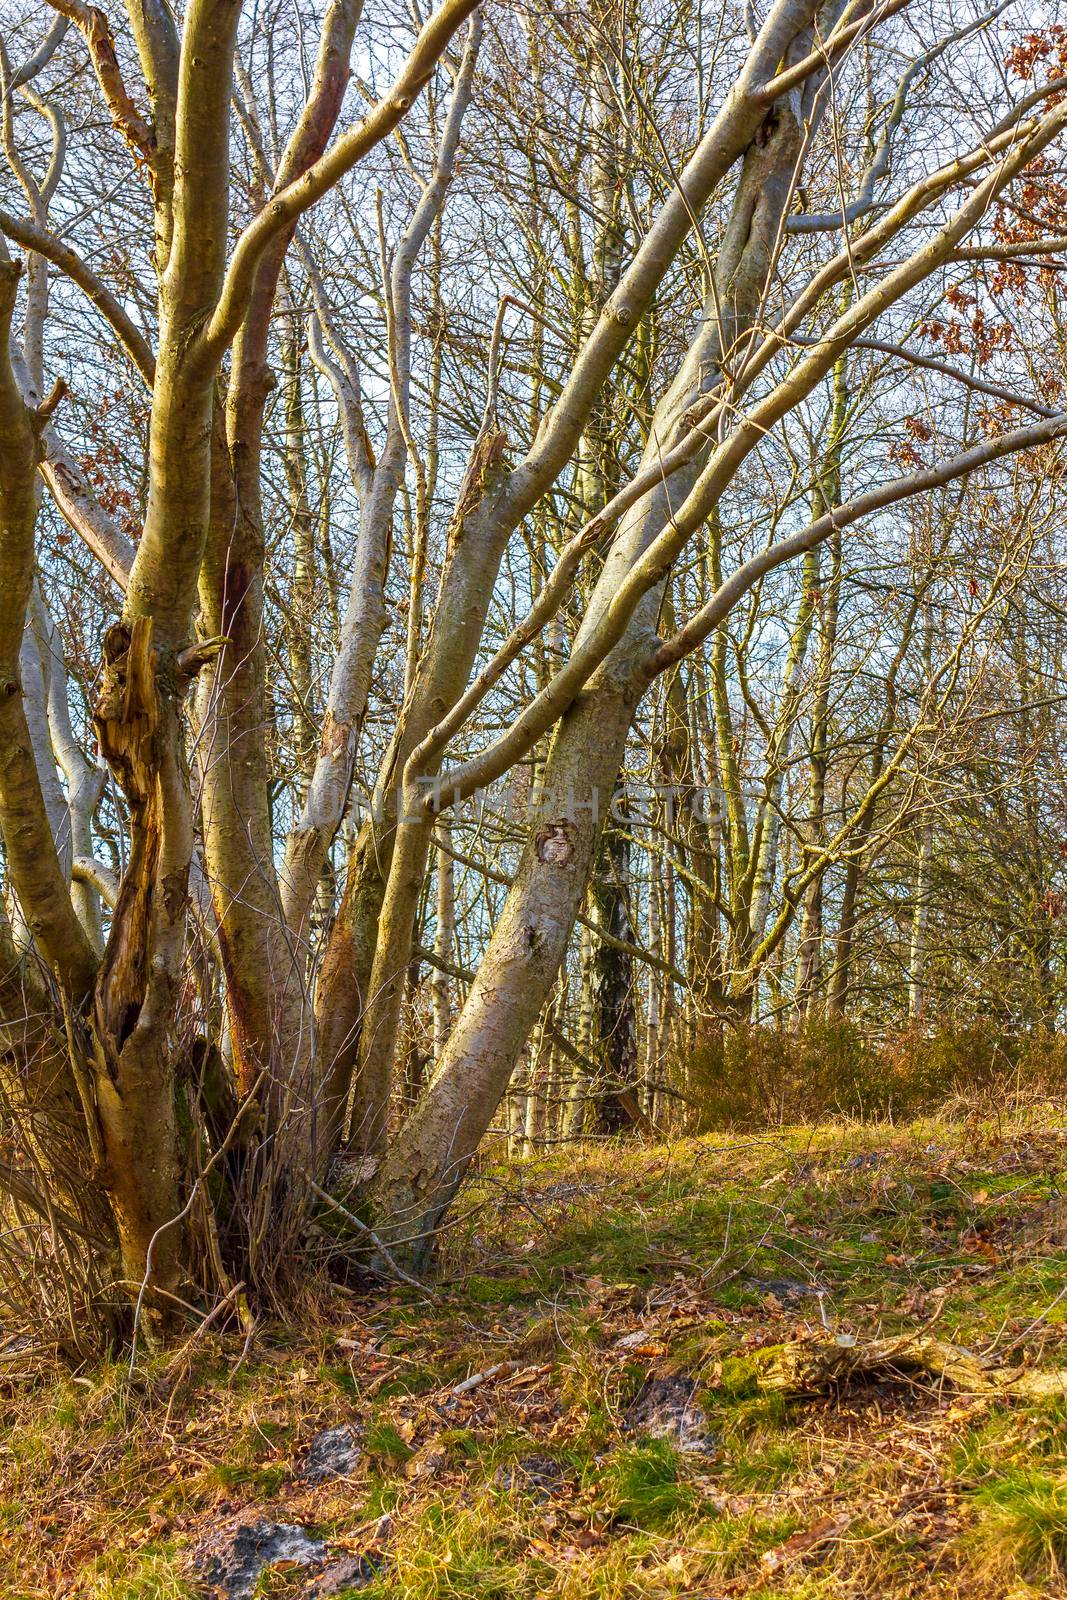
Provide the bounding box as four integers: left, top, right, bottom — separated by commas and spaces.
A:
0, 0, 1066, 1355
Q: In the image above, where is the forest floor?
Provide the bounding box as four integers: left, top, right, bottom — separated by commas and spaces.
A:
4, 1107, 1067, 1600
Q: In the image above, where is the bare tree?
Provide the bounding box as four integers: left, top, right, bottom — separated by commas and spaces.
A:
1, 0, 1066, 1337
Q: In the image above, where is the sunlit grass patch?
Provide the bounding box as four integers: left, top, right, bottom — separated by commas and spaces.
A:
363, 1416, 416, 1468
722, 1434, 801, 1491
360, 1493, 548, 1599
954, 1399, 1067, 1586
968, 1467, 1067, 1583
597, 1439, 697, 1532
82, 1544, 193, 1600
4, 1115, 1065, 1600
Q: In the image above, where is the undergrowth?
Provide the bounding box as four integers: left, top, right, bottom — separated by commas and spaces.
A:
686, 1019, 1067, 1128
2, 1108, 1065, 1599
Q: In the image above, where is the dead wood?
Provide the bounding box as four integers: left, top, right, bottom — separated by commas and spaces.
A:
722, 1331, 1067, 1402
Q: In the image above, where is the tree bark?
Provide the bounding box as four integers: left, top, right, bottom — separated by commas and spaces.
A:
367, 89, 813, 1254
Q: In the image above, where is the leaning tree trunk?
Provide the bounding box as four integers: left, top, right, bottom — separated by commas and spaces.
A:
316, 0, 816, 1167
366, 93, 810, 1258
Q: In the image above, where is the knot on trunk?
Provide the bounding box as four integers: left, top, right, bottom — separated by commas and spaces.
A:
94, 618, 161, 813
535, 820, 577, 867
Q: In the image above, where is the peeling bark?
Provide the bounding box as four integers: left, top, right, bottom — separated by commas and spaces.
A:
89, 617, 185, 1300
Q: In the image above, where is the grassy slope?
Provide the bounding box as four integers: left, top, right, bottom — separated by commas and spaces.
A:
3, 1110, 1066, 1599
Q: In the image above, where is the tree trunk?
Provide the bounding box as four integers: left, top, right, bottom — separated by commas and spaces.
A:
588, 822, 639, 1132
368, 97, 811, 1255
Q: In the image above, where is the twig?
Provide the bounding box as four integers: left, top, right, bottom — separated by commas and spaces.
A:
305, 1176, 435, 1296
452, 1360, 515, 1394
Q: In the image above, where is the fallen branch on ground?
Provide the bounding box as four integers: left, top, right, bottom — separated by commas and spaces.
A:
720, 1331, 1067, 1402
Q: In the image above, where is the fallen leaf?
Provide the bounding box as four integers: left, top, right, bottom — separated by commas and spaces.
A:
761, 1512, 851, 1574
406, 1442, 448, 1480
761, 1168, 788, 1189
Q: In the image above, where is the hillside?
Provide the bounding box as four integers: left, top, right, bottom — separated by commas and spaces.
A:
5, 1111, 1067, 1600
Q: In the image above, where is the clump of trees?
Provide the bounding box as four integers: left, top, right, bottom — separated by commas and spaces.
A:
1, 0, 1066, 1350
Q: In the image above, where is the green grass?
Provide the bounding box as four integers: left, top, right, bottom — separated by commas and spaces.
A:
359, 1495, 547, 1599
970, 1468, 1067, 1580
81, 1544, 194, 1600
598, 1439, 697, 1531
954, 1398, 1067, 1584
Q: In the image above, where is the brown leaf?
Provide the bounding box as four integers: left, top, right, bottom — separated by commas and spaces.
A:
760, 1512, 851, 1574
405, 1440, 448, 1480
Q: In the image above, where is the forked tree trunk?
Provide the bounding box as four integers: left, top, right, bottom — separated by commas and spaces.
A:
366, 96, 810, 1256
317, 0, 820, 1165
